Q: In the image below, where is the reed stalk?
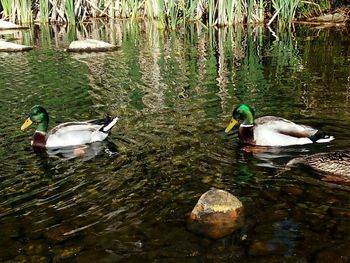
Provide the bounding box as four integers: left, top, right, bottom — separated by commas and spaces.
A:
226, 0, 234, 25
120, 0, 130, 18
40, 23, 51, 47
65, 0, 76, 24
271, 0, 299, 24
258, 0, 264, 22
247, 0, 253, 24
19, 0, 32, 24
207, 0, 216, 26
167, 0, 176, 29
0, 0, 345, 28
235, 0, 243, 24
0, 0, 12, 20
132, 0, 140, 18
157, 0, 165, 28
39, 0, 49, 23
217, 0, 226, 26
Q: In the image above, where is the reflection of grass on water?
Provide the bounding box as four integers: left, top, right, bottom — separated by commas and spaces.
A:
55, 21, 306, 113
266, 27, 301, 73
12, 21, 349, 119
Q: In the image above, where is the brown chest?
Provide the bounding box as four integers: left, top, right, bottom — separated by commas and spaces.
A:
32, 132, 47, 149
238, 126, 255, 145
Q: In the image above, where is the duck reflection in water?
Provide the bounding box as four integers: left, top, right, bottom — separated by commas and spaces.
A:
33, 140, 118, 161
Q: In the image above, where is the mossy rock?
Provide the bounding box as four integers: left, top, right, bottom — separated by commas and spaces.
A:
187, 189, 244, 239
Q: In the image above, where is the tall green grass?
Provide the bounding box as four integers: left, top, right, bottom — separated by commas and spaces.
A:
65, 0, 75, 24
297, 0, 330, 18
0, 0, 12, 20
0, 0, 345, 28
19, 0, 33, 24
39, 0, 49, 23
271, 0, 299, 24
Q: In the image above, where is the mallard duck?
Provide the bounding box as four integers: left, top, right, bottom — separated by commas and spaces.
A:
287, 150, 350, 182
225, 104, 334, 146
21, 105, 119, 149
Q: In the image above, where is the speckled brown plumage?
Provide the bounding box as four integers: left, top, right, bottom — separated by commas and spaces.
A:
287, 150, 350, 180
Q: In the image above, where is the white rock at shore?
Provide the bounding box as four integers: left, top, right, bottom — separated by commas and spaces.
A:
0, 20, 28, 29
0, 40, 33, 52
67, 39, 117, 52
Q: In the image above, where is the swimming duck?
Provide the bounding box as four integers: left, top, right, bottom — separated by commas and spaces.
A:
287, 150, 350, 182
225, 104, 334, 146
21, 105, 119, 149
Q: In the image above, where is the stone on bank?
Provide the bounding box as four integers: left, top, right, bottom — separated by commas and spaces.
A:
0, 40, 33, 52
67, 39, 117, 52
0, 20, 28, 30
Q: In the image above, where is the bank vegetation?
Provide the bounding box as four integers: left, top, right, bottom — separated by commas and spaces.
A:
0, 0, 348, 28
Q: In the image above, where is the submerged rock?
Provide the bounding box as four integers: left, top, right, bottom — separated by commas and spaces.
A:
67, 39, 117, 52
0, 20, 28, 29
0, 40, 33, 52
187, 189, 244, 239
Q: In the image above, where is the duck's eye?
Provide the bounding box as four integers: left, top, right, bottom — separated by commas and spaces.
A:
234, 112, 242, 120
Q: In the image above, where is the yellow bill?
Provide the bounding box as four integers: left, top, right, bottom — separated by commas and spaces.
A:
21, 117, 33, 131
225, 118, 237, 133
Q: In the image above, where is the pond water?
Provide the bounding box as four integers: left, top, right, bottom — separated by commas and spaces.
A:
0, 21, 349, 262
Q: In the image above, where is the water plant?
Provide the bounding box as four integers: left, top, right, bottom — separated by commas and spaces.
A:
271, 0, 299, 24
19, 0, 33, 24
65, 0, 75, 24
0, 0, 348, 28
39, 0, 49, 23
0, 0, 12, 20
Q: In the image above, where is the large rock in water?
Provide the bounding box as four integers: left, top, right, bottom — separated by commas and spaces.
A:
0, 40, 33, 52
187, 189, 244, 239
67, 39, 117, 52
0, 20, 28, 29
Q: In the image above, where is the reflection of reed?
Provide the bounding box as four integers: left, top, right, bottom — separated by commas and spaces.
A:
70, 21, 292, 117
16, 21, 349, 122
347, 75, 350, 103
195, 26, 208, 93
0, 27, 34, 46
296, 28, 350, 118
217, 27, 234, 112
138, 22, 165, 112
216, 26, 246, 100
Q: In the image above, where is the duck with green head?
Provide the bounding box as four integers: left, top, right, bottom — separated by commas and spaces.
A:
21, 105, 119, 149
225, 104, 334, 146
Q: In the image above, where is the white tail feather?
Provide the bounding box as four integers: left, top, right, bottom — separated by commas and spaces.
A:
316, 136, 335, 143
102, 117, 119, 132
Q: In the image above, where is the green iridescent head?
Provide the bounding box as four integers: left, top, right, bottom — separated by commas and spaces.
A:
225, 104, 255, 133
21, 105, 49, 132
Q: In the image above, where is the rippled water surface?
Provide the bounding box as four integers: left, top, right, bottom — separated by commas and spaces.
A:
0, 22, 350, 262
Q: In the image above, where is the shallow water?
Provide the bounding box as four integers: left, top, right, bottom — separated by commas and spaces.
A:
0, 21, 350, 262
